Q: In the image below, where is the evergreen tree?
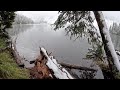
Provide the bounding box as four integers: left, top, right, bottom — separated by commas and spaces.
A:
54, 11, 120, 79
0, 11, 16, 38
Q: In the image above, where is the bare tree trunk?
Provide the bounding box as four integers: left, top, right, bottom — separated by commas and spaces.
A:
93, 11, 120, 78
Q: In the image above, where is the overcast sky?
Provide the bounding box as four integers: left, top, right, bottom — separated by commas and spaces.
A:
17, 11, 120, 27
17, 11, 59, 24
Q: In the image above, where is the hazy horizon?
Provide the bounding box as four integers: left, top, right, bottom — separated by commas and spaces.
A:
16, 11, 120, 28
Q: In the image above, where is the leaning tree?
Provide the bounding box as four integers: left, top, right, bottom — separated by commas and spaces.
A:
54, 11, 120, 79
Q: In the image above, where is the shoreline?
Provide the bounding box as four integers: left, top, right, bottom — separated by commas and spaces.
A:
0, 36, 30, 79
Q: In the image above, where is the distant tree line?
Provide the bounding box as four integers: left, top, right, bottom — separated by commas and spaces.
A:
34, 18, 47, 24
13, 14, 34, 24
34, 20, 47, 24
109, 22, 120, 35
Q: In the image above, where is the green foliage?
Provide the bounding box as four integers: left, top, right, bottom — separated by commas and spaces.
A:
54, 11, 104, 61
115, 72, 120, 79
0, 38, 30, 79
54, 11, 93, 38
86, 44, 104, 60
0, 11, 30, 79
0, 11, 16, 31
0, 51, 30, 79
0, 11, 16, 39
0, 38, 6, 48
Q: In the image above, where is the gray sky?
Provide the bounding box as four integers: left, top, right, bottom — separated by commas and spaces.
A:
103, 11, 120, 22
17, 11, 59, 23
17, 11, 120, 27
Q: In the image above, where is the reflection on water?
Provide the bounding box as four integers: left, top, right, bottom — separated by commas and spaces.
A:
8, 24, 34, 37
8, 24, 104, 78
8, 24, 91, 66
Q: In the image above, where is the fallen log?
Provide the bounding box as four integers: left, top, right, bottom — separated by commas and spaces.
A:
29, 60, 97, 71
30, 47, 74, 79
10, 37, 24, 67
59, 62, 97, 72
8, 37, 96, 79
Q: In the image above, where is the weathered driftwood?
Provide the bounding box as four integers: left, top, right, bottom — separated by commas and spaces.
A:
59, 62, 97, 72
30, 47, 74, 79
10, 38, 24, 67
30, 60, 97, 71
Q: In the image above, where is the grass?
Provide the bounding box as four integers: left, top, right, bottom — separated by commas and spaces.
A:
94, 58, 120, 79
0, 37, 30, 79
0, 38, 6, 48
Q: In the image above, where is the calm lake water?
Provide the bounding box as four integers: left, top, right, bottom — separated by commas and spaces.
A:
8, 24, 92, 67
8, 23, 120, 79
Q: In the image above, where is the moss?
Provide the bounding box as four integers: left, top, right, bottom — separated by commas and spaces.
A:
0, 37, 30, 79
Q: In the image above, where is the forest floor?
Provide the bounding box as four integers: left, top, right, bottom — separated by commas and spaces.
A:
0, 37, 30, 79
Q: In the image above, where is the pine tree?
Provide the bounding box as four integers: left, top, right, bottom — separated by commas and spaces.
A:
54, 11, 120, 79
0, 11, 16, 38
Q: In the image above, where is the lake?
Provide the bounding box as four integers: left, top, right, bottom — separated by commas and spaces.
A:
8, 24, 92, 67
8, 23, 120, 79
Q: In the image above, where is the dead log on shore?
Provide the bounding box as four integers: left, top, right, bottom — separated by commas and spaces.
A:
30, 47, 74, 79
8, 38, 71, 79
10, 38, 24, 67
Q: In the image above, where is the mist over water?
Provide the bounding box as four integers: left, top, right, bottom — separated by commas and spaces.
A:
8, 23, 120, 78
8, 24, 91, 67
